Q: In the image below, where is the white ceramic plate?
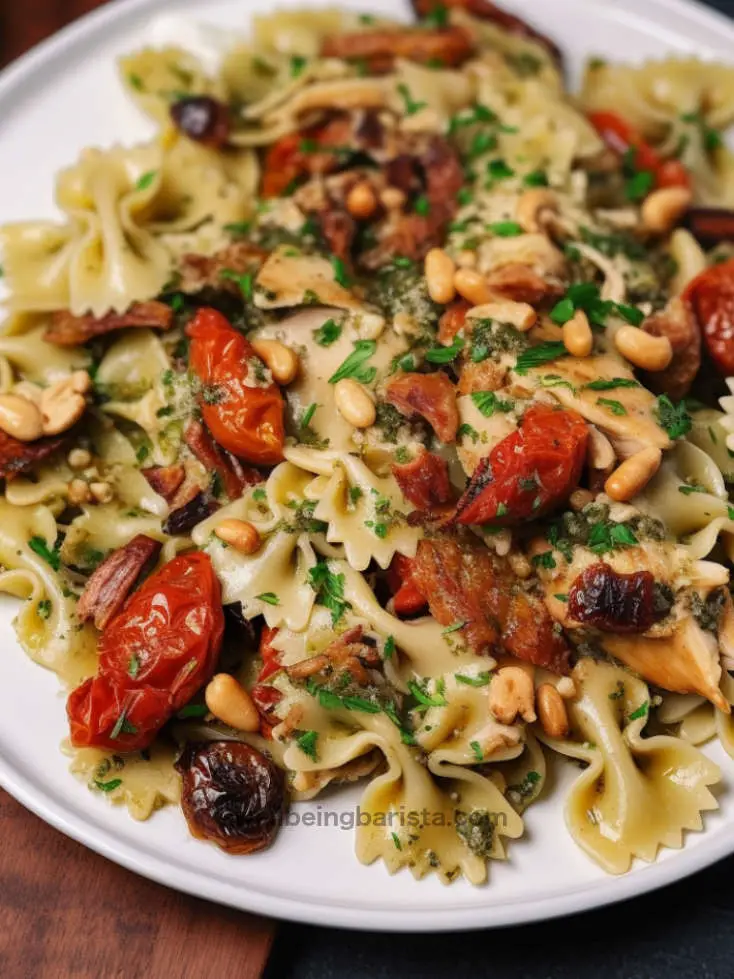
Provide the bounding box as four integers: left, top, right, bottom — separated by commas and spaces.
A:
2, 0, 734, 933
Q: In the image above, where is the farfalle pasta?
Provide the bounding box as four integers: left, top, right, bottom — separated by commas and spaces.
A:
3, 0, 734, 886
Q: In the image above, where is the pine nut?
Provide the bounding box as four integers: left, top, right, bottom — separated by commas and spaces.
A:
89, 481, 113, 504
0, 393, 44, 441
562, 309, 593, 357
380, 186, 406, 211
641, 186, 692, 234
424, 248, 456, 304
346, 180, 378, 220
536, 683, 569, 738
334, 378, 376, 428
68, 478, 91, 505
455, 250, 477, 269
40, 372, 90, 436
489, 666, 536, 725
251, 339, 299, 386
614, 326, 672, 372
205, 673, 260, 732
604, 446, 662, 502
67, 447, 92, 469
586, 425, 616, 472
569, 488, 594, 511
215, 518, 261, 554
466, 300, 536, 331
508, 552, 532, 579
454, 268, 493, 306
516, 188, 559, 234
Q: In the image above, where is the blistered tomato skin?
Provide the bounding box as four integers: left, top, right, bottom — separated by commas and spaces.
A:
187, 308, 285, 465
176, 741, 287, 854
67, 552, 224, 751
455, 404, 588, 526
568, 562, 662, 634
684, 258, 734, 377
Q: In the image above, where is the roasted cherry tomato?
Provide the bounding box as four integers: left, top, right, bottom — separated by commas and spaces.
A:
261, 117, 355, 198
456, 404, 588, 526
187, 308, 285, 465
588, 110, 691, 190
261, 133, 303, 199
67, 552, 224, 751
392, 449, 451, 510
387, 554, 428, 616
684, 257, 734, 376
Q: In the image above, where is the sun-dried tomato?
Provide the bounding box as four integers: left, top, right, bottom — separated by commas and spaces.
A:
455, 404, 588, 526
76, 534, 161, 631
67, 552, 224, 751
44, 301, 174, 346
568, 562, 663, 634
387, 554, 429, 617
684, 257, 734, 377
588, 111, 691, 190
438, 299, 471, 345
187, 308, 285, 465
392, 450, 452, 510
385, 371, 459, 443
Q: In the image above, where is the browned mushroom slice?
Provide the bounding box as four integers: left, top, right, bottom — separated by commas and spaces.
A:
44, 301, 174, 346
321, 26, 474, 69
683, 207, 734, 248
76, 534, 162, 631
641, 298, 701, 401
0, 429, 67, 480
411, 0, 563, 67
179, 242, 268, 295
176, 741, 287, 855
141, 464, 186, 503
163, 490, 219, 536
184, 419, 263, 500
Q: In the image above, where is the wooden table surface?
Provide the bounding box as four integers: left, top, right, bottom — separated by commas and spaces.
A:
0, 5, 276, 977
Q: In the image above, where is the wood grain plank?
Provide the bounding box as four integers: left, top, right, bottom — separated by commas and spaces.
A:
0, 7, 276, 976
0, 789, 275, 979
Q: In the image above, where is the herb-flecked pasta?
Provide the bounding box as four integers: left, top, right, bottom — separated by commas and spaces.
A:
4, 0, 734, 883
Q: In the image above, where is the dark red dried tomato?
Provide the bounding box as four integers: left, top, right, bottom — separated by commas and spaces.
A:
392, 450, 451, 510
387, 554, 429, 617
455, 404, 588, 526
176, 741, 287, 854
170, 96, 231, 148
568, 562, 664, 634
684, 258, 734, 377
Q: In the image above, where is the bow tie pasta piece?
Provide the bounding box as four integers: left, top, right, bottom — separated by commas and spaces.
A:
119, 46, 227, 126
541, 659, 720, 874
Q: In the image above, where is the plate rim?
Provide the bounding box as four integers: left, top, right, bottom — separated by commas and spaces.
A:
2, 0, 734, 932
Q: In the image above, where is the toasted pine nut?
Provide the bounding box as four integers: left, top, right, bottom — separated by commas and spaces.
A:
508, 552, 532, 579
334, 378, 376, 428
641, 186, 692, 234
614, 326, 672, 372
562, 309, 593, 357
251, 339, 299, 386
67, 447, 92, 469
380, 186, 406, 211
205, 673, 260, 732
604, 447, 662, 502
68, 478, 91, 505
536, 683, 569, 738
489, 666, 536, 725
89, 481, 113, 504
346, 180, 378, 220
215, 518, 261, 555
569, 488, 594, 511
0, 393, 44, 442
516, 188, 559, 234
556, 677, 576, 699
454, 268, 493, 306
466, 300, 536, 332
40, 372, 90, 436
424, 248, 456, 304
287, 654, 330, 679
13, 381, 43, 405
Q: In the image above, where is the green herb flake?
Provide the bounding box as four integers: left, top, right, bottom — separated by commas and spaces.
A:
314, 318, 342, 347
290, 55, 308, 78
408, 680, 448, 709
488, 221, 523, 237
328, 340, 377, 384
307, 560, 352, 625
625, 169, 654, 201
585, 377, 639, 391
37, 599, 52, 620
678, 483, 707, 496
457, 422, 479, 443
442, 620, 467, 635
628, 701, 649, 722
597, 397, 628, 416
655, 394, 692, 440
455, 672, 491, 687
531, 551, 557, 570
176, 704, 209, 719
94, 777, 123, 793
470, 740, 484, 763
391, 831, 402, 850
256, 592, 281, 605
470, 391, 513, 417
523, 169, 548, 187
219, 268, 254, 301
414, 194, 431, 216
28, 535, 61, 571
134, 170, 157, 192
384, 635, 396, 660
514, 341, 567, 375
425, 335, 464, 364
397, 82, 427, 116
296, 729, 319, 761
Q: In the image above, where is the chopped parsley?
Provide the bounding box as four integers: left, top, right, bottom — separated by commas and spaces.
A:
331, 256, 351, 288
134, 170, 157, 192
655, 394, 692, 440
256, 592, 280, 605
110, 707, 138, 740
94, 777, 123, 793
28, 535, 61, 571
532, 551, 557, 570
486, 159, 515, 182
488, 221, 524, 237
397, 82, 427, 116
457, 422, 479, 443
391, 832, 402, 850
596, 397, 627, 416
678, 483, 707, 496
455, 672, 491, 687
408, 679, 448, 709
37, 599, 52, 620
470, 741, 484, 763
301, 402, 318, 429
290, 55, 308, 78
551, 282, 643, 328
328, 340, 377, 384
383, 635, 396, 660
307, 560, 351, 625
425, 335, 464, 364
513, 341, 567, 375
588, 520, 638, 555
220, 268, 254, 301
584, 377, 639, 391
470, 391, 513, 416
176, 704, 209, 719
295, 729, 319, 761
442, 620, 467, 635
414, 194, 431, 216
627, 701, 649, 722
523, 169, 548, 187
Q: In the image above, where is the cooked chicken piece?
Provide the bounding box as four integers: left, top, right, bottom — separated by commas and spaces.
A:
255, 248, 361, 310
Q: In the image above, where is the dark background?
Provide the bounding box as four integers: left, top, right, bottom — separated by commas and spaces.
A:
2, 1, 734, 977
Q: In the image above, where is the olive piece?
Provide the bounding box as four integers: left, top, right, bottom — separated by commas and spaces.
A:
176, 741, 287, 854
170, 96, 231, 149
568, 562, 665, 634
